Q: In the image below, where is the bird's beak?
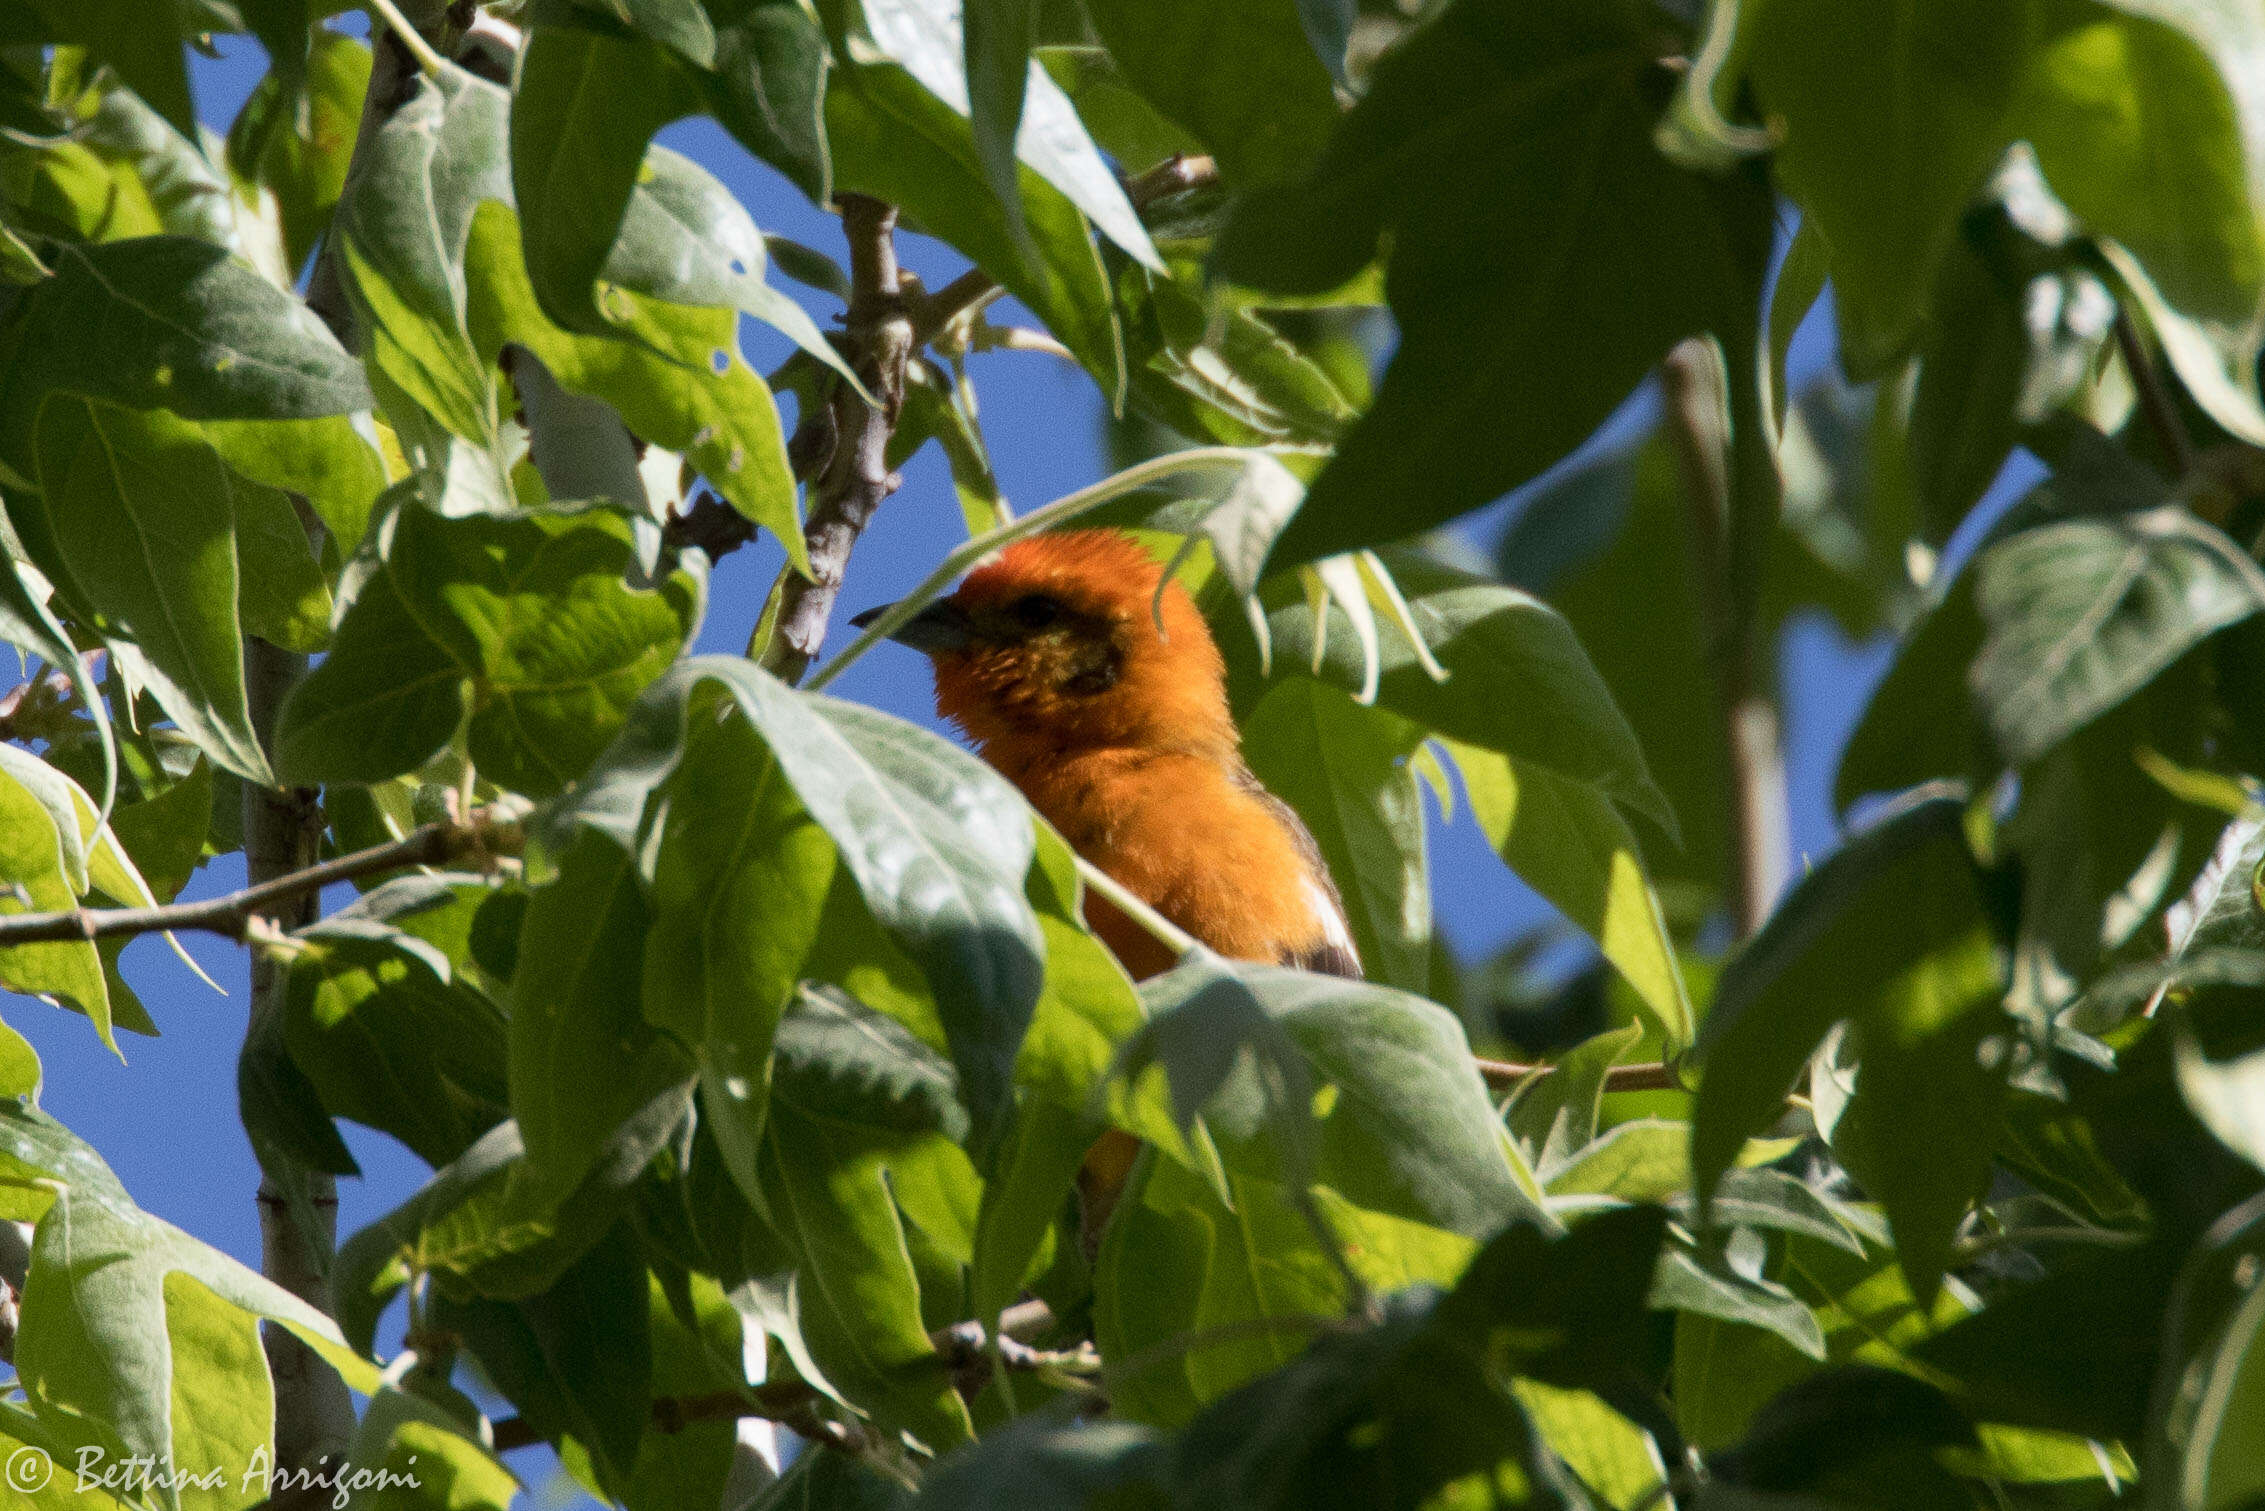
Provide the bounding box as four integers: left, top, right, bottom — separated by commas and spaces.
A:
849, 599, 975, 655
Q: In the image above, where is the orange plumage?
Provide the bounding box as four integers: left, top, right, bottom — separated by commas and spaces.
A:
869, 528, 1360, 982
859, 528, 1362, 1241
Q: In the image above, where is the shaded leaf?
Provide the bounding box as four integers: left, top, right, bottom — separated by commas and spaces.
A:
276, 500, 700, 796
1216, 0, 1773, 566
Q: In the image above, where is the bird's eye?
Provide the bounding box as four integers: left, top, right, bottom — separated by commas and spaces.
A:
1011, 594, 1061, 629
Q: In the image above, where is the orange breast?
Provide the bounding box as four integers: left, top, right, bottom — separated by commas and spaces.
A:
1009, 748, 1338, 980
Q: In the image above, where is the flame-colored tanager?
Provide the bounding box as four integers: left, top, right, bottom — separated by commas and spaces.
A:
857, 529, 1361, 1234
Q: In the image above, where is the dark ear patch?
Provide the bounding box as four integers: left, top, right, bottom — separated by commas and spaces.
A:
1063, 639, 1123, 694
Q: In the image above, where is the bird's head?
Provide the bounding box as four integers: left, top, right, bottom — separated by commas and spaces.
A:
853, 529, 1236, 760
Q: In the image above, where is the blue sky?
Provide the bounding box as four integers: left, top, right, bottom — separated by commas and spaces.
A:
0, 23, 1998, 1492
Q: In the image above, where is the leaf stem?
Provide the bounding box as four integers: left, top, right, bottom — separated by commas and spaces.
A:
1073, 855, 1200, 956
1473, 1056, 1681, 1093
364, 0, 448, 77
2113, 306, 2197, 478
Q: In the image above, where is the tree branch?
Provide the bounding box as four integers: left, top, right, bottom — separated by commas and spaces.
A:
909, 154, 1221, 347
487, 1298, 1065, 1454
0, 815, 517, 948
251, 2, 456, 1465
760, 194, 916, 684
1661, 335, 1788, 938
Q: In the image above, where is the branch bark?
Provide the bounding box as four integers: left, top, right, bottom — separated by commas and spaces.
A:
1661, 335, 1789, 939
261, 0, 456, 1476
760, 195, 916, 684
0, 816, 514, 947
487, 1298, 1069, 1454
245, 641, 356, 1476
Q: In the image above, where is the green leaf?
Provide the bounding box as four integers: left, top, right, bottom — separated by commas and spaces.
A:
859, 0, 1159, 271
560, 0, 717, 65
1914, 1235, 2180, 1442
432, 1223, 653, 1496
511, 20, 704, 336
0, 520, 116, 824
968, 1095, 1088, 1326
343, 1389, 518, 1511
1834, 571, 1989, 808
1130, 955, 1541, 1239
918, 1418, 1166, 1511
281, 920, 510, 1168
334, 1090, 690, 1353
1651, 1243, 1827, 1362
466, 200, 802, 567
65, 71, 272, 274
0, 747, 109, 1043
5, 1102, 379, 1504
0, 237, 370, 482
559, 657, 1046, 1147
30, 398, 273, 784
1544, 1119, 1691, 1202
1214, 0, 1773, 567
1232, 550, 1671, 836
1241, 678, 1430, 991
1081, 0, 1339, 187
1742, 0, 2030, 366
1452, 742, 1690, 1050
510, 831, 694, 1198
1694, 797, 2007, 1302
30, 0, 195, 142
699, 0, 830, 202
2019, 0, 2265, 332
1114, 259, 1360, 450
332, 63, 513, 445
827, 57, 1125, 398
1704, 1366, 1975, 1500
1971, 502, 2265, 767
1165, 1287, 1576, 1510
756, 1089, 977, 1451
1907, 169, 2114, 545
638, 694, 838, 1162
1096, 1154, 1475, 1421
276, 500, 701, 795
962, 0, 1040, 258
230, 468, 332, 652
1505, 1023, 1643, 1172
226, 30, 371, 274
1696, 1168, 1878, 1257
2155, 1202, 2265, 1511
203, 412, 387, 561
2175, 1008, 2265, 1174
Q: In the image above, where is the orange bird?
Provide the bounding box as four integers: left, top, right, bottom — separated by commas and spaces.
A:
855, 528, 1360, 983
854, 529, 1361, 1233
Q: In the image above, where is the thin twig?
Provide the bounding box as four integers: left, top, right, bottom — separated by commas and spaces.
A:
2113, 307, 2197, 478
487, 1298, 1063, 1453
1474, 1057, 1681, 1093
908, 154, 1221, 346
760, 195, 916, 685
364, 0, 448, 77
0, 815, 516, 947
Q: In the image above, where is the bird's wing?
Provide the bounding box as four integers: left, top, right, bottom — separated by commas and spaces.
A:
1235, 769, 1364, 980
